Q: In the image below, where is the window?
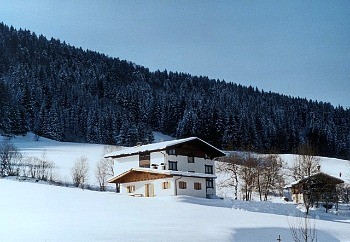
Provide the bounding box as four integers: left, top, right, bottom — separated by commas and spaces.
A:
204, 154, 210, 159
168, 161, 178, 171
168, 149, 176, 155
162, 181, 171, 189
139, 153, 150, 168
179, 181, 187, 189
205, 165, 213, 174
206, 179, 214, 188
127, 185, 135, 193
188, 171, 195, 173
188, 156, 194, 163
194, 182, 202, 190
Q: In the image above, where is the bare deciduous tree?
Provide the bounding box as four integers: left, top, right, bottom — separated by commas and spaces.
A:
95, 145, 119, 191
22, 153, 58, 182
238, 152, 259, 201
219, 151, 285, 201
259, 154, 285, 201
217, 153, 240, 199
95, 159, 109, 191
288, 211, 317, 242
292, 143, 320, 181
0, 139, 22, 177
71, 156, 89, 189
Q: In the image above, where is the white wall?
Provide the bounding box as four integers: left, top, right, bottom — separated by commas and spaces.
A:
121, 178, 175, 197
113, 151, 216, 175
114, 155, 139, 174
175, 176, 207, 198
120, 177, 207, 198
165, 155, 216, 197
113, 150, 217, 198
150, 152, 166, 166
166, 155, 215, 173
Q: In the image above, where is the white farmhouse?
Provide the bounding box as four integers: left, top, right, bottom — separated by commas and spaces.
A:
105, 137, 225, 198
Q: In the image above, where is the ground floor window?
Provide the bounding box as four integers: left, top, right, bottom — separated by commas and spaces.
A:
162, 181, 171, 189
179, 181, 187, 189
127, 185, 135, 193
194, 182, 202, 190
206, 178, 214, 188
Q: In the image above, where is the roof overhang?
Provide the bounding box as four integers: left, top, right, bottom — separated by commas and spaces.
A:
108, 168, 216, 184
104, 137, 225, 159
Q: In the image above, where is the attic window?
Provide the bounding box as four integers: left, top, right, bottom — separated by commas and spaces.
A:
168, 149, 176, 155
139, 153, 150, 168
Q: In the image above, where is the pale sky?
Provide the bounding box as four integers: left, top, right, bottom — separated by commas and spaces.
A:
1, 0, 349, 107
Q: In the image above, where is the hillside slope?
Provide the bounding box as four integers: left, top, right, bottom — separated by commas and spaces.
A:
1, 23, 350, 158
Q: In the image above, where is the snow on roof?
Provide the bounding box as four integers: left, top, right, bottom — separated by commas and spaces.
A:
285, 172, 344, 188
104, 137, 224, 158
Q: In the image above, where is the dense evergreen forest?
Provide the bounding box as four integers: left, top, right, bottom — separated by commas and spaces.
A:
0, 23, 349, 159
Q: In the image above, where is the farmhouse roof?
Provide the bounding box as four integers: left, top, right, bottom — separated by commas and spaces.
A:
104, 137, 225, 159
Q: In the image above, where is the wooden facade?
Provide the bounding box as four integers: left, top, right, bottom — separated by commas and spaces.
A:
290, 172, 344, 206
166, 139, 222, 159
109, 170, 172, 183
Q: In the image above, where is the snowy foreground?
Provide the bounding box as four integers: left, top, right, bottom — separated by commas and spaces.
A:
1, 179, 350, 242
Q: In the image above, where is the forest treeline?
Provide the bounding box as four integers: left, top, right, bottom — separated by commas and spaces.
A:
0, 23, 349, 159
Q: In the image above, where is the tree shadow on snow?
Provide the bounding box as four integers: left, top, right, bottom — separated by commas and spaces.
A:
230, 227, 340, 242
176, 196, 350, 224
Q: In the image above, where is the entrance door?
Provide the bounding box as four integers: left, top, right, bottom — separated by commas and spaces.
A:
145, 183, 154, 197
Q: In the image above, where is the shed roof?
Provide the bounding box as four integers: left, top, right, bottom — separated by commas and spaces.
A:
104, 137, 225, 159
290, 172, 344, 187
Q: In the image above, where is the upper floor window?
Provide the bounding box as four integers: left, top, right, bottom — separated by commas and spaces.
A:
205, 165, 213, 174
168, 149, 176, 155
139, 153, 150, 168
188, 156, 194, 163
179, 181, 187, 189
168, 161, 178, 171
204, 154, 210, 159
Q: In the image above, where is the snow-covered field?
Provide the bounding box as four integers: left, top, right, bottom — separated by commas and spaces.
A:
1, 133, 350, 241
1, 178, 350, 242
0, 132, 173, 186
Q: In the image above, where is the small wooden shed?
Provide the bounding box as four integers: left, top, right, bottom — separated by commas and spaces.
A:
289, 172, 344, 207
